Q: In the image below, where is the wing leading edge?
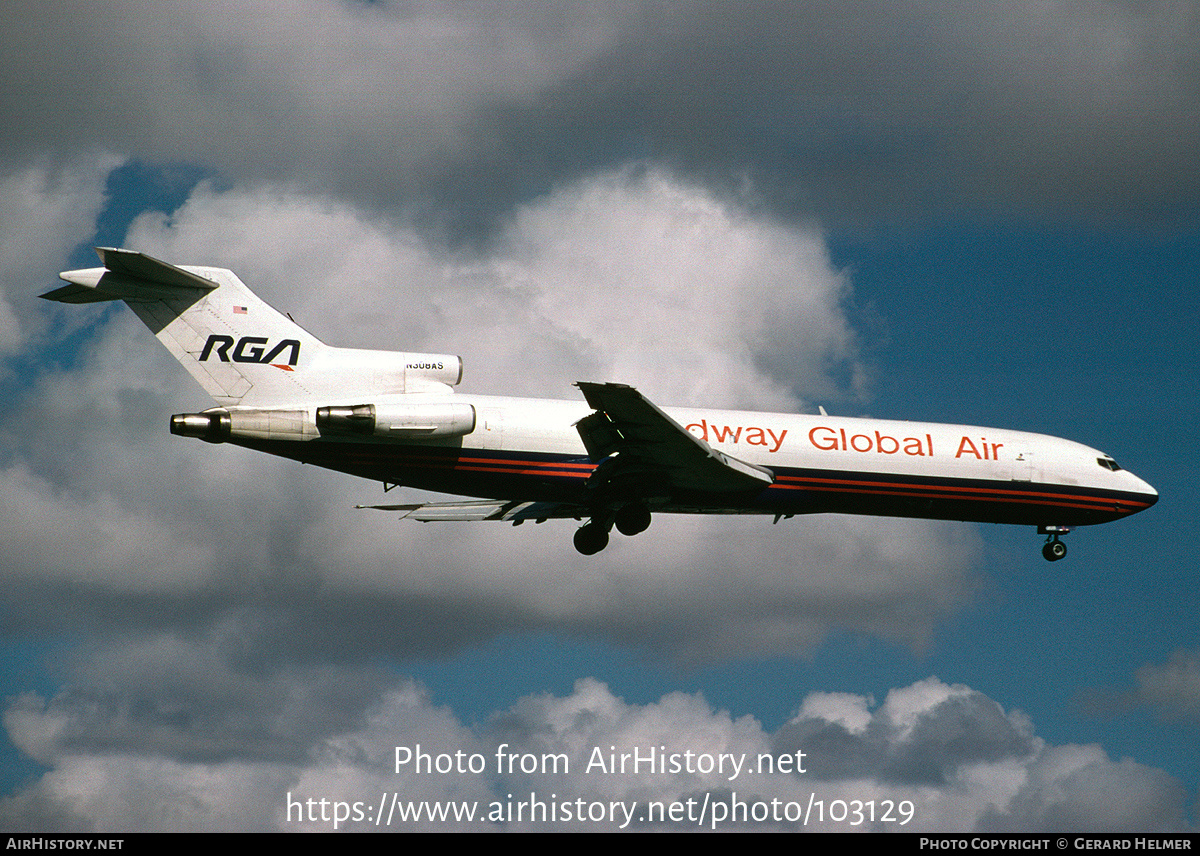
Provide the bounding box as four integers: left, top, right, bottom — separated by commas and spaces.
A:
574, 382, 774, 494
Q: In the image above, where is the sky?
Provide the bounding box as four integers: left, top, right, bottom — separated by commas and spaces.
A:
0, 0, 1197, 832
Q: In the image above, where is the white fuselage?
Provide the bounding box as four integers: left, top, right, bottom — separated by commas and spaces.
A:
252, 391, 1156, 528
49, 250, 1159, 556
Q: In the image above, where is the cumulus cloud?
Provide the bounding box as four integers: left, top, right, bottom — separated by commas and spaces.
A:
1080, 649, 1200, 728
0, 158, 116, 358
1134, 649, 1200, 723
0, 170, 989, 831
2, 675, 1189, 831
0, 0, 618, 225
3, 2, 1196, 230
124, 166, 867, 404
2, 2, 1193, 833
1, 168, 980, 663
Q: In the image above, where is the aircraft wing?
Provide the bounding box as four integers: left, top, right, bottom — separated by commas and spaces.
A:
356, 499, 584, 522
574, 382, 774, 494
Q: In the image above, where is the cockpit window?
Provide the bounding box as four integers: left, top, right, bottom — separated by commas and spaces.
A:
1097, 457, 1123, 472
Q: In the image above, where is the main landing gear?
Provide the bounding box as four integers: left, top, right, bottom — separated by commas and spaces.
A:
1039, 525, 1070, 562
573, 502, 652, 555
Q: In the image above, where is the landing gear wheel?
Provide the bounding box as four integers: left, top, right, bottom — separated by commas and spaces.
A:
574, 523, 609, 555
1042, 539, 1067, 562
614, 502, 651, 536
1038, 526, 1071, 562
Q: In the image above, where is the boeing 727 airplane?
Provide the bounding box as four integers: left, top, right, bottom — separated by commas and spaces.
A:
44, 248, 1158, 559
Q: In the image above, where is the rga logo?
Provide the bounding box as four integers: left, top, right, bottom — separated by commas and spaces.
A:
199, 335, 301, 365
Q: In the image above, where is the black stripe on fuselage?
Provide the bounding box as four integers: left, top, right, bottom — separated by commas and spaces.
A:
233, 439, 1154, 526
236, 439, 595, 503
770, 469, 1153, 526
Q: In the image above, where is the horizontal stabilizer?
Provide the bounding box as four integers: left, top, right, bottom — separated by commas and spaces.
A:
44, 247, 217, 304
94, 247, 217, 290
39, 281, 118, 303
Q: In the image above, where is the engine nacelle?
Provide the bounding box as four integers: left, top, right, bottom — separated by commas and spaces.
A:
172, 401, 477, 444
401, 354, 463, 390
326, 349, 464, 394
171, 409, 317, 443
315, 402, 476, 439
170, 411, 231, 443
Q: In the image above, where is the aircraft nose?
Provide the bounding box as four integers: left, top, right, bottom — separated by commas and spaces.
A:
1129, 471, 1158, 510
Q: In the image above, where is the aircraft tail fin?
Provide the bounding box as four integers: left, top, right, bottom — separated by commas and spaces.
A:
47, 247, 328, 406
45, 248, 462, 407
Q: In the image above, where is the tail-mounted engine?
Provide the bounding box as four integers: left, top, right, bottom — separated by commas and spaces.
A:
170, 408, 317, 443
335, 351, 464, 394
316, 402, 476, 439
171, 401, 476, 443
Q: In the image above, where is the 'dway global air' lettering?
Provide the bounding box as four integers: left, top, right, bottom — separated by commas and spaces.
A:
806, 426, 1010, 462
808, 426, 934, 457
687, 419, 787, 453
954, 436, 1005, 460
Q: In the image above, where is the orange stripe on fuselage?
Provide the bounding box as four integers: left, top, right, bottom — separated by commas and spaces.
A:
773, 473, 1151, 514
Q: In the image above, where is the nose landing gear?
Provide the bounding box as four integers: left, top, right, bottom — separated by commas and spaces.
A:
1039, 526, 1071, 562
